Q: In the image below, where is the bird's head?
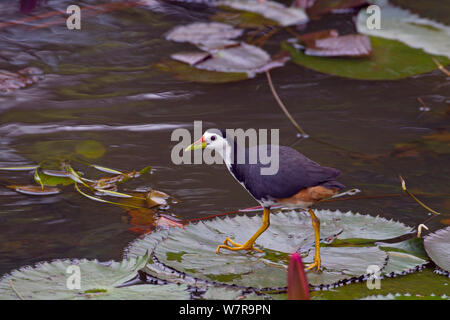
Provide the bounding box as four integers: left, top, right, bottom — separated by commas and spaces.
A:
184, 129, 228, 153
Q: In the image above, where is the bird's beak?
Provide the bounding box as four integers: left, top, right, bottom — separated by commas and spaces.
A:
185, 136, 206, 152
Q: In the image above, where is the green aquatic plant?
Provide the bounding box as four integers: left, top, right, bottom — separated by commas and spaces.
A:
0, 253, 190, 300
124, 209, 427, 289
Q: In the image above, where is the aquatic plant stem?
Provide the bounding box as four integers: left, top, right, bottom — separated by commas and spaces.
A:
432, 58, 450, 77
265, 70, 308, 136
399, 176, 441, 216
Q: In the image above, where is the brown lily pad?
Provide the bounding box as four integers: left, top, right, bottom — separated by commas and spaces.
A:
8, 185, 61, 196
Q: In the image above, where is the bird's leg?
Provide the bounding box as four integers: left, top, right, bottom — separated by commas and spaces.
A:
305, 208, 321, 271
216, 207, 270, 254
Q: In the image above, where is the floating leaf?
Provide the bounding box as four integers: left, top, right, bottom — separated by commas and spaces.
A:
356, 1, 450, 59
36, 170, 74, 187
211, 8, 279, 28
154, 60, 249, 83
361, 293, 449, 300
424, 227, 450, 273
7, 185, 61, 196
310, 268, 449, 299
216, 0, 308, 26
190, 43, 288, 77
0, 254, 189, 300
74, 183, 143, 209
125, 210, 417, 289
202, 286, 263, 300
0, 165, 39, 171
283, 36, 450, 80
304, 35, 372, 57
171, 52, 212, 66
166, 22, 243, 49
94, 189, 136, 199
89, 164, 123, 175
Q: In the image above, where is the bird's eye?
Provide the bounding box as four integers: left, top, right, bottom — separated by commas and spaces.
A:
211, 135, 217, 141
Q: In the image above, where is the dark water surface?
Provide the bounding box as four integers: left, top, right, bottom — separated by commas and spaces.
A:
0, 0, 449, 276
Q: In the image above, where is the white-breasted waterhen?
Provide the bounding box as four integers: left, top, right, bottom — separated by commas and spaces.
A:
185, 129, 345, 271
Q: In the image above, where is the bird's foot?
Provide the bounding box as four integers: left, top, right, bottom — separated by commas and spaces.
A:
305, 256, 321, 272
216, 237, 263, 254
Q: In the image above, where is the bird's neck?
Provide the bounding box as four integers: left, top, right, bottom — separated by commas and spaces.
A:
216, 139, 243, 171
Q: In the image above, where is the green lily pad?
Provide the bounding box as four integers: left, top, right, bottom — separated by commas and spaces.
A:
310, 268, 449, 300
215, 0, 308, 26
125, 210, 420, 289
212, 8, 279, 28
356, 1, 450, 59
0, 254, 189, 300
424, 227, 450, 274
282, 36, 450, 80
361, 293, 449, 300
35, 170, 74, 187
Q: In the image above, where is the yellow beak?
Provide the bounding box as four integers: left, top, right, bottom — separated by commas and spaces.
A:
184, 137, 206, 152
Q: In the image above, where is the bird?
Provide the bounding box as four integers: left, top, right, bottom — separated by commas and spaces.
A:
185, 128, 345, 271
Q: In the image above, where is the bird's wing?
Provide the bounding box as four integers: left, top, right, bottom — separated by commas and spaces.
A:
238, 146, 343, 199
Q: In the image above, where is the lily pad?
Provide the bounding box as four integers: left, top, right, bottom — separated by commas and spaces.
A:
356, 1, 450, 59
282, 36, 450, 80
7, 185, 61, 196
154, 60, 249, 83
211, 8, 278, 28
165, 22, 243, 49
424, 227, 450, 274
361, 293, 449, 300
125, 210, 418, 289
216, 0, 308, 26
0, 254, 189, 300
191, 43, 287, 77
304, 34, 372, 57
310, 268, 449, 299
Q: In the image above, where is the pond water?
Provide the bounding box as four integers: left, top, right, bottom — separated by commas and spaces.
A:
0, 0, 448, 277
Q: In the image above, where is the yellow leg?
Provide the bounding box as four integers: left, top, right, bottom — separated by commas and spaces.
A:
305, 208, 321, 271
216, 207, 270, 254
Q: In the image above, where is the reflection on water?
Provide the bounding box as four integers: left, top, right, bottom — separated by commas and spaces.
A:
0, 0, 449, 275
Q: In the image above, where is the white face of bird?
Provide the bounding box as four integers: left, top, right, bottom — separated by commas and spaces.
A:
184, 129, 230, 162
202, 129, 228, 151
